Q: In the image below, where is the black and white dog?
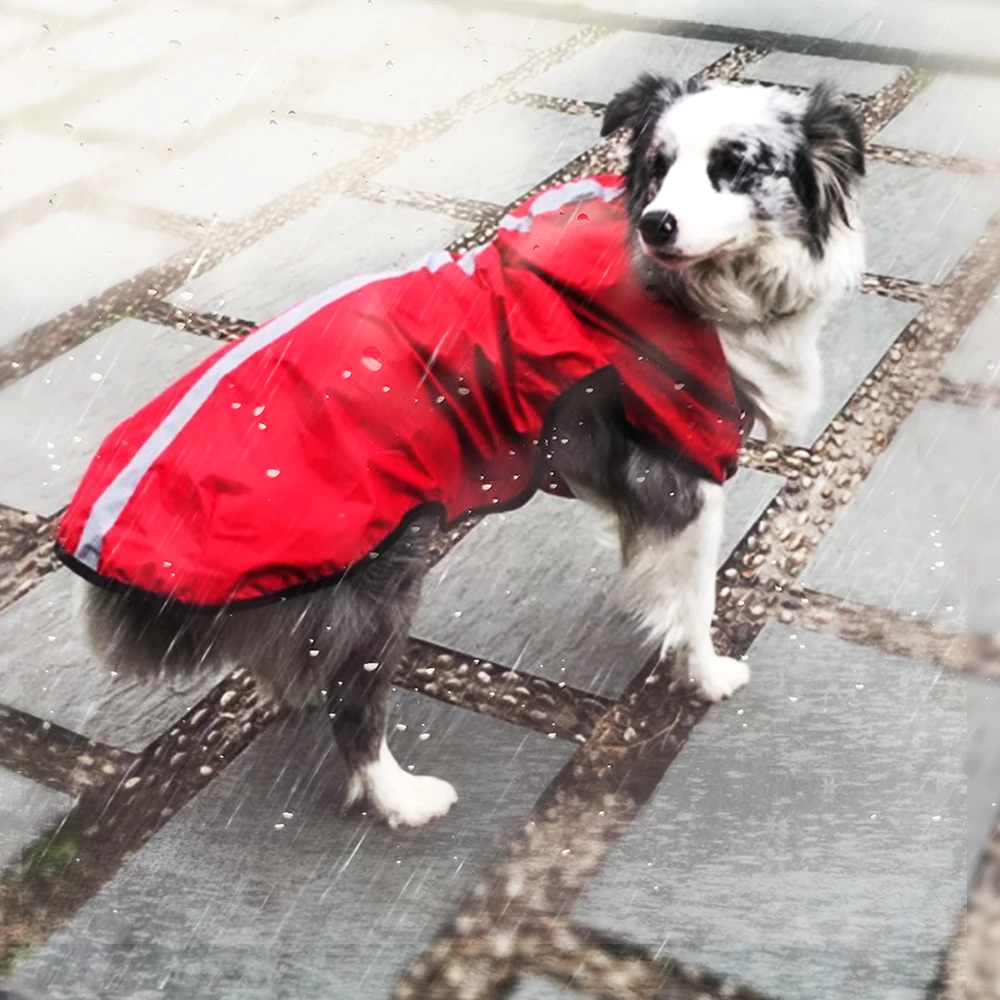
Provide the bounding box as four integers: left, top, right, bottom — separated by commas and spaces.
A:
78, 77, 864, 828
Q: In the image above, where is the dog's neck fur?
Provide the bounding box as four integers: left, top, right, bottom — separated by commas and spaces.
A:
645, 210, 864, 442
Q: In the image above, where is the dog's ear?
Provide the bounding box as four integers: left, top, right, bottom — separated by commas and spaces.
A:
601, 73, 678, 137
802, 82, 865, 189
792, 83, 865, 253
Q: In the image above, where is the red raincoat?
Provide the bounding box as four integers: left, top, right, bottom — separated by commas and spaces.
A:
57, 175, 749, 609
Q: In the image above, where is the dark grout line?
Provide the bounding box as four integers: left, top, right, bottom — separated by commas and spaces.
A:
397, 639, 612, 744
0, 509, 60, 616
868, 144, 1000, 175
780, 587, 1000, 681
860, 272, 935, 304
929, 376, 1000, 410
506, 91, 605, 118
507, 923, 781, 1000
436, 0, 1000, 77
0, 704, 135, 799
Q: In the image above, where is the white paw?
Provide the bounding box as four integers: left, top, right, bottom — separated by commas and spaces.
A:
373, 772, 458, 829
691, 655, 750, 702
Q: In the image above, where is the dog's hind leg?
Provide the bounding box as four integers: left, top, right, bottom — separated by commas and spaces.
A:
326, 522, 457, 829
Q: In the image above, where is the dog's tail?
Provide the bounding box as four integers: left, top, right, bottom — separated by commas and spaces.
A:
75, 577, 228, 682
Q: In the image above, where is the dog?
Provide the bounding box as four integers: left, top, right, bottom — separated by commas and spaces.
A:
70, 76, 864, 829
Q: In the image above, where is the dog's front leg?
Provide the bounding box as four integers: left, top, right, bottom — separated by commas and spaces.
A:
621, 481, 749, 701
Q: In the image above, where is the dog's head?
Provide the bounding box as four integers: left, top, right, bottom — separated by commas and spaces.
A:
603, 75, 865, 267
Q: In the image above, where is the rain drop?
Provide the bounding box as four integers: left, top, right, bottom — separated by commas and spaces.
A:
361, 348, 383, 372
266, 468, 280, 478
90, 372, 103, 381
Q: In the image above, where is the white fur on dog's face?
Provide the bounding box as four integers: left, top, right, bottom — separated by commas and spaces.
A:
642, 87, 801, 259
639, 84, 806, 262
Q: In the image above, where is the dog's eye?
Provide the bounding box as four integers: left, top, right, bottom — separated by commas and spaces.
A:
650, 150, 671, 181
709, 145, 749, 187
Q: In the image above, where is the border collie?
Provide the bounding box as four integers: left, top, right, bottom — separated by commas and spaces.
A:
76, 77, 864, 828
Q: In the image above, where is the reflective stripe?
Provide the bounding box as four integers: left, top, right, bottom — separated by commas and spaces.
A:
75, 178, 624, 569
499, 177, 622, 233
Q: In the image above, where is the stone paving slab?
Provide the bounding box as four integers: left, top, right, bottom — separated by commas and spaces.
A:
0, 571, 225, 754
514, 0, 878, 38
875, 74, 1000, 163
118, 119, 370, 221
838, 0, 1000, 66
0, 132, 112, 215
863, 162, 1000, 284
300, 40, 528, 127
414, 468, 782, 697
0, 54, 82, 119
8, 695, 572, 999
742, 50, 902, 95
512, 979, 587, 999
0, 214, 186, 348
0, 319, 218, 516
170, 196, 471, 320
374, 104, 602, 206
801, 400, 1000, 634
785, 291, 919, 446
970, 681, 1000, 874
943, 283, 999, 387
73, 55, 287, 140
50, 3, 243, 72
575, 624, 1000, 1000
522, 31, 732, 103
0, 767, 75, 871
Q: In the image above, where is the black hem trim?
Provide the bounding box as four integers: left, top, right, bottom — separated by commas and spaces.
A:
56, 366, 746, 614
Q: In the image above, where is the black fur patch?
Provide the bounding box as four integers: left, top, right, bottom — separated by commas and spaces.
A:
791, 83, 865, 257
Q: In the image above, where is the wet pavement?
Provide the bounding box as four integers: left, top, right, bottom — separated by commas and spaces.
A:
1, 0, 998, 997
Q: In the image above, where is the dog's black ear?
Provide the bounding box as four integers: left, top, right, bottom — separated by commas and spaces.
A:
803, 82, 865, 186
601, 73, 677, 137
792, 83, 865, 254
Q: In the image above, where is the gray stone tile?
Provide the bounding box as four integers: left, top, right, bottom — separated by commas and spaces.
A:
575, 625, 998, 1000
743, 51, 902, 95
0, 215, 186, 349
970, 680, 1000, 873
0, 132, 113, 214
414, 468, 782, 697
863, 162, 1000, 284
300, 41, 526, 127
522, 31, 732, 104
374, 105, 602, 206
55, 6, 244, 71
0, 55, 82, 118
875, 74, 1000, 163
0, 768, 75, 871
170, 196, 470, 320
839, 0, 1000, 66
119, 120, 369, 221
0, 571, 225, 754
10, 696, 571, 999
943, 283, 999, 388
508, 0, 879, 38
74, 56, 287, 139
0, 319, 218, 516
801, 401, 1000, 634
788, 292, 920, 446
511, 979, 589, 999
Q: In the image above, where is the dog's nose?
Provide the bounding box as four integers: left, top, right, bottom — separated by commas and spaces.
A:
639, 211, 677, 248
